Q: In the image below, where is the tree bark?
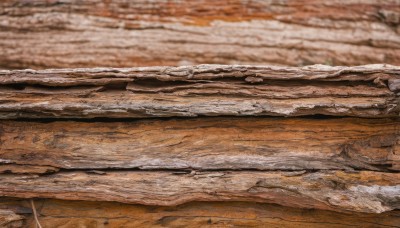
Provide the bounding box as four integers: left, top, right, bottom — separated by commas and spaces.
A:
0, 208, 24, 228
0, 0, 399, 69
1, 199, 400, 228
0, 64, 399, 118
2, 0, 400, 225
0, 171, 399, 213
0, 118, 398, 172
0, 64, 399, 217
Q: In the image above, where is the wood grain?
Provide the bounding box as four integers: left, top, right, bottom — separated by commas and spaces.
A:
0, 208, 24, 228
0, 171, 399, 213
0, 64, 399, 118
1, 0, 400, 69
0, 118, 398, 172
2, 199, 400, 228
1, 0, 400, 224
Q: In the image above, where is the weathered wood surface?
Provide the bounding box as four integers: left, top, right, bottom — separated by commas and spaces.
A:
1, 0, 400, 224
2, 199, 400, 228
0, 118, 398, 172
0, 65, 399, 217
0, 64, 399, 118
1, 171, 399, 213
0, 208, 24, 228
1, 0, 400, 69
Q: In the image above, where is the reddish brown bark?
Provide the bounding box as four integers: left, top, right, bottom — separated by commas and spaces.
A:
1, 0, 399, 69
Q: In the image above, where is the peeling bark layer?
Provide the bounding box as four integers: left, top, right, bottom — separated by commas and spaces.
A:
0, 171, 399, 213
1, 0, 400, 69
1, 199, 400, 228
0, 64, 399, 118
0, 64, 399, 219
0, 118, 398, 172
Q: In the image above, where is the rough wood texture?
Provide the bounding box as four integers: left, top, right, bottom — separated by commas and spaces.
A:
0, 65, 399, 218
0, 118, 398, 172
1, 170, 399, 213
0, 64, 399, 118
2, 0, 400, 225
2, 199, 400, 228
1, 0, 400, 69
0, 209, 24, 228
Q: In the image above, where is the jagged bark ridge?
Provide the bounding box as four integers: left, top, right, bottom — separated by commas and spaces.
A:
0, 64, 399, 118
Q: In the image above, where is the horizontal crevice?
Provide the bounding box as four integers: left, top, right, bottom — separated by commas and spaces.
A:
2, 165, 398, 176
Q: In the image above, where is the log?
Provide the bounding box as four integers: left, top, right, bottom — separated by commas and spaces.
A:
0, 64, 399, 118
1, 0, 400, 69
0, 118, 398, 172
1, 199, 400, 228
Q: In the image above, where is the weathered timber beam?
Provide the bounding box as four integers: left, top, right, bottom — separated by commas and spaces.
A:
0, 171, 399, 213
0, 64, 399, 118
0, 0, 399, 69
0, 118, 398, 172
2, 199, 400, 228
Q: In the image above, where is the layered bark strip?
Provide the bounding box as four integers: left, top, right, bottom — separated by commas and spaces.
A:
0, 66, 399, 219
0, 64, 399, 118
2, 199, 400, 228
0, 118, 399, 172
0, 171, 399, 213
1, 0, 400, 69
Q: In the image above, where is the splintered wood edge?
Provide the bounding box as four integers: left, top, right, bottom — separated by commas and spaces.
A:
1, 64, 399, 83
